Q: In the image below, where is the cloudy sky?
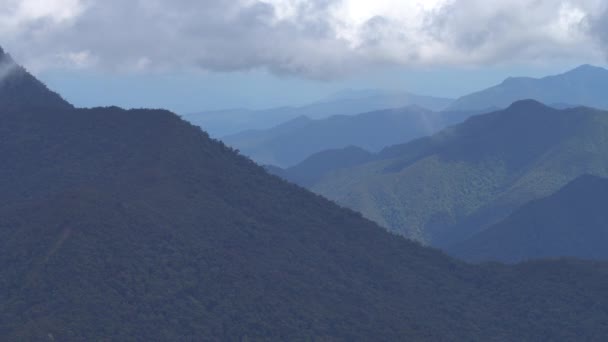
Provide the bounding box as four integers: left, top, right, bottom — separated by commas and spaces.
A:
1, 0, 607, 112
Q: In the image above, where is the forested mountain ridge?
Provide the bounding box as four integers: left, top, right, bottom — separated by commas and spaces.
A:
224, 64, 608, 168
3, 48, 608, 340
449, 175, 608, 263
308, 100, 608, 246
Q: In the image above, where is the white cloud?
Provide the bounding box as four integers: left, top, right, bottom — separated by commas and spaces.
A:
588, 1, 608, 55
0, 0, 606, 78
0, 0, 84, 33
60, 50, 97, 68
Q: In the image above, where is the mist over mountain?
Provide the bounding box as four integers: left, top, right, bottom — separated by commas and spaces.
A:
4, 47, 608, 340
0, 47, 72, 111
183, 91, 454, 137
292, 100, 608, 246
224, 106, 473, 167
449, 175, 608, 263
448, 65, 608, 111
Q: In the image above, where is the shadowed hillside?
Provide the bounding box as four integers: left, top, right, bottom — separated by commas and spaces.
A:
449, 175, 608, 263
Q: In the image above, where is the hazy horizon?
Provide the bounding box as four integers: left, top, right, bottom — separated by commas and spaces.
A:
34, 62, 600, 114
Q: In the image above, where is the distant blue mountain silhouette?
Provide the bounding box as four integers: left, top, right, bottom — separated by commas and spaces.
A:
448, 65, 608, 111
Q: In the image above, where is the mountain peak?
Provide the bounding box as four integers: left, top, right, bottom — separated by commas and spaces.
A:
570, 64, 606, 73
0, 47, 72, 110
561, 64, 608, 78
505, 99, 550, 111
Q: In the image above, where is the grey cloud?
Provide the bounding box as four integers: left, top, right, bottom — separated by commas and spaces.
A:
588, 4, 608, 54
3, 0, 358, 79
421, 0, 599, 64
0, 0, 605, 79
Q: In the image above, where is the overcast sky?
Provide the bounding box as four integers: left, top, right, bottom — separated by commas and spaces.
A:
1, 0, 607, 112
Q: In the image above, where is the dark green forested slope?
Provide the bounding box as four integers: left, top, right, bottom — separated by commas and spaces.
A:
309, 100, 608, 246
2, 49, 608, 340
449, 175, 608, 263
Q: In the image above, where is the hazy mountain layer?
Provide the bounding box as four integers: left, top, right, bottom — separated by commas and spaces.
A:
224, 107, 473, 167
184, 91, 454, 137
448, 65, 608, 111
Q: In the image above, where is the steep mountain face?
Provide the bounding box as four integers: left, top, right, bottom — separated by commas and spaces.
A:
0, 47, 72, 111
308, 100, 608, 246
183, 91, 454, 137
449, 175, 608, 263
224, 107, 473, 167
4, 48, 608, 341
447, 65, 608, 111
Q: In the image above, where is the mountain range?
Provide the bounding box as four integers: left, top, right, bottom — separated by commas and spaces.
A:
220, 64, 608, 167
183, 90, 454, 137
4, 47, 608, 340
447, 64, 608, 111
225, 107, 474, 167
278, 100, 608, 247
449, 175, 608, 263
